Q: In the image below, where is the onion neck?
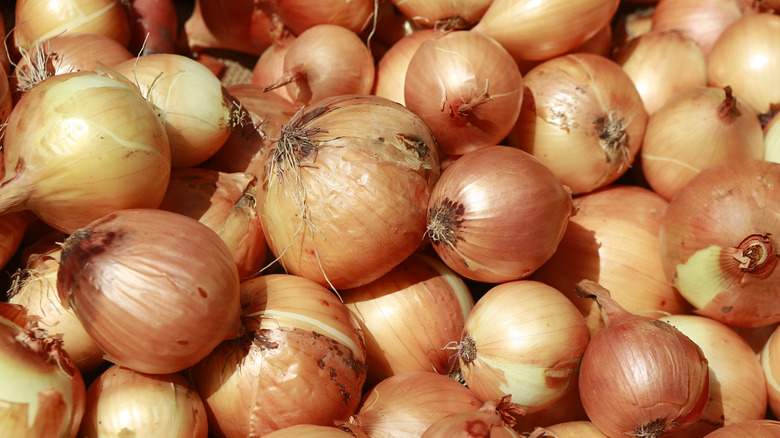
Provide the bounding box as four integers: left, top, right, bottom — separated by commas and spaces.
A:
596, 112, 630, 169
716, 86, 740, 124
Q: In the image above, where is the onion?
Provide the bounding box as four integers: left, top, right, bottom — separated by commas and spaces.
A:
702, 419, 780, 437
13, 0, 131, 51
264, 424, 359, 438
511, 375, 589, 434
158, 167, 268, 279
530, 185, 690, 335
8, 247, 105, 374
56, 208, 242, 374
471, 0, 620, 61
576, 280, 710, 438
181, 0, 277, 56
760, 323, 780, 417
422, 395, 522, 438
271, 0, 375, 35
0, 71, 171, 234
79, 364, 208, 437
190, 273, 367, 437
341, 252, 473, 387
457, 280, 590, 413
612, 30, 708, 115
256, 94, 440, 290
344, 371, 483, 438
0, 302, 86, 438
403, 30, 524, 156
659, 315, 767, 436
250, 31, 296, 102
613, 5, 655, 51
127, 0, 179, 55
659, 159, 780, 328
0, 211, 27, 270
389, 0, 493, 29
263, 24, 375, 106
373, 28, 438, 106
528, 421, 608, 438
511, 53, 648, 195
13, 33, 135, 94
707, 12, 780, 115
426, 145, 572, 283
640, 86, 765, 201
766, 110, 780, 163
111, 53, 241, 168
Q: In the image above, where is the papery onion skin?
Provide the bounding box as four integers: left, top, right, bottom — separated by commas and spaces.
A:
512, 53, 648, 195
263, 424, 358, 438
0, 303, 86, 438
701, 419, 780, 437
257, 94, 440, 290
373, 28, 438, 106
458, 280, 591, 413
0, 71, 171, 234
272, 0, 375, 35
659, 159, 780, 328
56, 208, 242, 374
426, 145, 572, 283
79, 365, 208, 438
403, 30, 524, 156
190, 274, 367, 438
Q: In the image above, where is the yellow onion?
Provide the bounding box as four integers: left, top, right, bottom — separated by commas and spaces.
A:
512, 53, 648, 195
457, 280, 590, 413
263, 424, 360, 438
640, 86, 765, 201
79, 365, 207, 437
271, 0, 375, 35
190, 274, 367, 437
659, 159, 780, 328
56, 208, 242, 374
422, 395, 522, 438
111, 53, 240, 168
257, 94, 440, 290
0, 211, 28, 270
426, 145, 572, 283
342, 252, 474, 387
0, 71, 171, 234
528, 421, 608, 438
13, 0, 131, 51
576, 280, 710, 438
0, 303, 86, 438
158, 167, 267, 279
373, 28, 439, 106
180, 0, 277, 57
511, 375, 588, 434
8, 247, 105, 374
702, 419, 780, 437
389, 0, 492, 29
251, 31, 296, 102
345, 371, 483, 438
530, 185, 690, 335
660, 314, 767, 436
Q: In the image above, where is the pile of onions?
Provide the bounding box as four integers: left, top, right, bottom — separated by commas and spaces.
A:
111, 53, 240, 168
576, 280, 710, 437
389, 0, 493, 29
0, 71, 171, 233
0, 211, 27, 270
659, 159, 780, 328
56, 208, 242, 374
530, 185, 690, 335
341, 252, 473, 387
403, 30, 524, 156
426, 145, 572, 283
13, 0, 131, 51
190, 274, 367, 437
0, 302, 86, 438
263, 24, 375, 106
707, 12, 780, 116
612, 30, 708, 115
271, 0, 375, 36
457, 280, 590, 413
8, 247, 105, 374
640, 86, 765, 201
511, 53, 648, 195
158, 167, 267, 278
659, 314, 767, 436
256, 94, 440, 290
472, 0, 620, 61
344, 371, 483, 437
79, 365, 208, 437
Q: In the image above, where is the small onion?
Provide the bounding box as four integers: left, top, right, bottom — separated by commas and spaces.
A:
56, 208, 242, 374
403, 30, 524, 156
457, 280, 591, 413
79, 365, 208, 437
512, 53, 648, 195
345, 371, 483, 438
426, 145, 572, 283
0, 303, 86, 438
0, 71, 171, 234
190, 274, 367, 437
271, 0, 376, 35
257, 94, 440, 290
659, 159, 780, 328
640, 86, 765, 201
702, 419, 780, 437
576, 280, 710, 438
342, 252, 474, 387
